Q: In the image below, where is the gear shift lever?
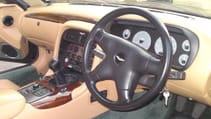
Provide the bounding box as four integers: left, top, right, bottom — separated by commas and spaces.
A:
49, 58, 60, 72
49, 58, 66, 87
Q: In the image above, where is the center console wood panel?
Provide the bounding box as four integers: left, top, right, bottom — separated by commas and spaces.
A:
30, 76, 81, 109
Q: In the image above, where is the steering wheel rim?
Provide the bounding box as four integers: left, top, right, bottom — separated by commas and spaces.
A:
83, 7, 172, 111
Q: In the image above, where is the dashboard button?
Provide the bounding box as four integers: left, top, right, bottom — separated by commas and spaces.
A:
77, 56, 82, 61
69, 44, 74, 51
74, 46, 79, 52
32, 83, 40, 90
64, 57, 69, 63
72, 54, 76, 59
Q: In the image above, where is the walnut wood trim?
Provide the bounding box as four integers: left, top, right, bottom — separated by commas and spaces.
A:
33, 95, 72, 109
25, 13, 97, 24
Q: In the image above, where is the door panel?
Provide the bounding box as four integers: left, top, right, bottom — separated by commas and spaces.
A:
0, 42, 25, 59
0, 4, 29, 61
0, 4, 40, 85
0, 4, 25, 49
0, 41, 39, 86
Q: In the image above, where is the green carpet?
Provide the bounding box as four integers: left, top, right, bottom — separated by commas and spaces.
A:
94, 94, 176, 119
0, 66, 39, 86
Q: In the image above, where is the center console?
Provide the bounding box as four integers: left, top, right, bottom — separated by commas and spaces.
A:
18, 29, 90, 109
59, 29, 89, 81
19, 82, 53, 103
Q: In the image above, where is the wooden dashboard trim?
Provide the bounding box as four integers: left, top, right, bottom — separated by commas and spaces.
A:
25, 13, 97, 24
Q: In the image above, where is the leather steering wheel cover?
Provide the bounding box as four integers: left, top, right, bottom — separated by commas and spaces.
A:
83, 7, 172, 111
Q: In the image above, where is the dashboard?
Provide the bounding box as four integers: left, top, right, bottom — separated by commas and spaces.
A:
1, 3, 211, 119
56, 19, 200, 83
110, 20, 199, 70
14, 4, 211, 108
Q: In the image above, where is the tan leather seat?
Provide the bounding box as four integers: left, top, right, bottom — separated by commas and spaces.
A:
0, 80, 25, 119
0, 79, 20, 90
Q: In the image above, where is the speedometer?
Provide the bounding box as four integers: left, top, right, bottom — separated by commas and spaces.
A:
132, 31, 151, 50
154, 36, 177, 56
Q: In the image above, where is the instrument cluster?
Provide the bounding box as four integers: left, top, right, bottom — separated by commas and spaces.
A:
110, 20, 199, 70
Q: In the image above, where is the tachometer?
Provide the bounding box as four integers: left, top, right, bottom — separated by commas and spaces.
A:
132, 31, 151, 50
154, 36, 177, 56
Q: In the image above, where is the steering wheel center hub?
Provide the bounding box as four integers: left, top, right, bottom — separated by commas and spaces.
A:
114, 53, 126, 65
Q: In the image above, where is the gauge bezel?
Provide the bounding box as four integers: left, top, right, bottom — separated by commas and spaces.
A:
132, 30, 151, 50
122, 29, 131, 39
154, 36, 177, 56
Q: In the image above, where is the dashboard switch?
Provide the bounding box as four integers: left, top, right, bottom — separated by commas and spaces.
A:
168, 71, 186, 80
33, 83, 40, 90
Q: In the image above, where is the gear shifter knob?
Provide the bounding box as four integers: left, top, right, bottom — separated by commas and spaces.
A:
49, 58, 79, 87
49, 58, 59, 72
49, 58, 67, 87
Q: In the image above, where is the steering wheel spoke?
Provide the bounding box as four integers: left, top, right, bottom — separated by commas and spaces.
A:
117, 89, 133, 103
147, 56, 162, 75
138, 75, 156, 88
94, 29, 122, 54
115, 71, 139, 103
89, 58, 112, 83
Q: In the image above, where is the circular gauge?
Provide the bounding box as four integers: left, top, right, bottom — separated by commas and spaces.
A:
132, 31, 151, 50
122, 29, 131, 39
178, 54, 189, 66
154, 36, 177, 56
182, 40, 191, 52
154, 37, 163, 56
170, 36, 177, 54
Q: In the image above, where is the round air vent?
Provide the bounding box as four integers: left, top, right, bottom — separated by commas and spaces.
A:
2, 15, 14, 26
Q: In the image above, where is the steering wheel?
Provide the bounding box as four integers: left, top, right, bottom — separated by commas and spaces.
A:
83, 7, 172, 111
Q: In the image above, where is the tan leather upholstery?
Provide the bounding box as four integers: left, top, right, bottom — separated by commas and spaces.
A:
0, 80, 25, 119
0, 80, 20, 90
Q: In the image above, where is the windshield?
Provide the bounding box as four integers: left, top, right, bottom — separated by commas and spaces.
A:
28, 0, 211, 19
